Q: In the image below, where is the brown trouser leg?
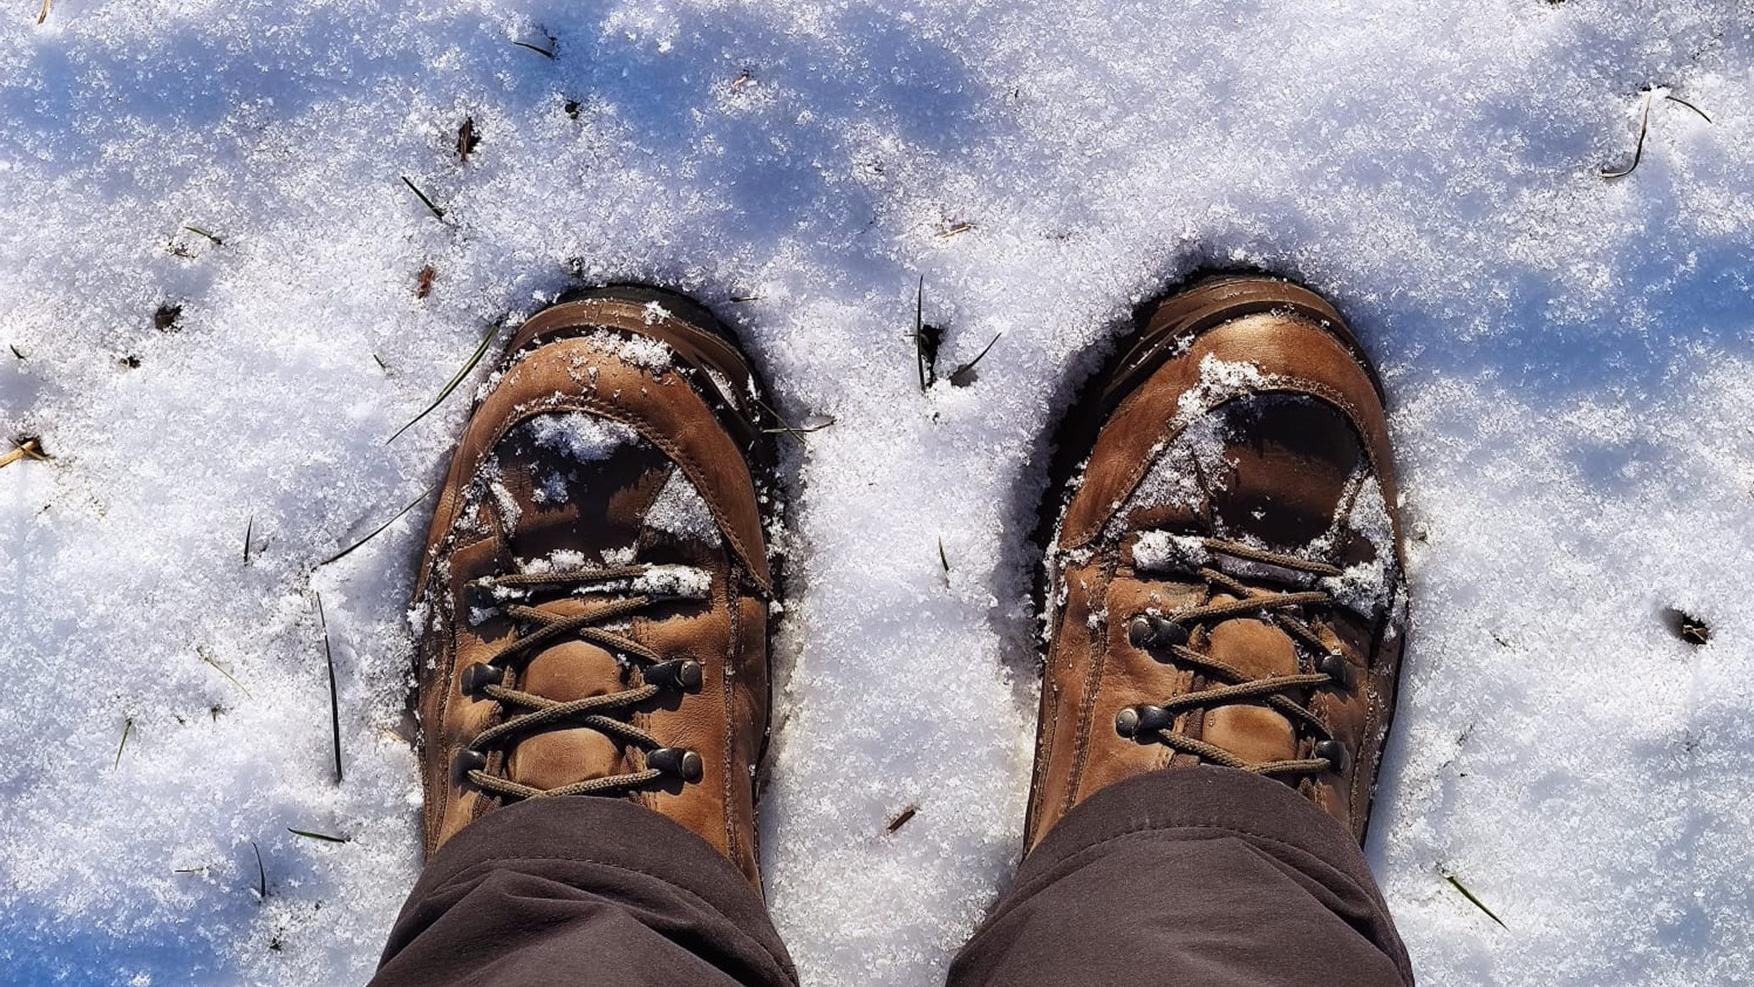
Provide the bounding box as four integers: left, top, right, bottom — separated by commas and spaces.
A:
369, 796, 798, 987
373, 767, 1408, 987
950, 766, 1414, 986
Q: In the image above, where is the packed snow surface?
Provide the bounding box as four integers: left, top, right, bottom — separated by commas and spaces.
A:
3, 2, 1753, 985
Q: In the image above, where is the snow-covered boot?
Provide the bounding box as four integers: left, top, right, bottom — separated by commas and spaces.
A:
1025, 275, 1409, 849
408, 286, 782, 887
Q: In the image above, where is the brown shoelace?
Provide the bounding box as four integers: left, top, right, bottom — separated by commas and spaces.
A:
1121, 537, 1349, 779
456, 564, 705, 800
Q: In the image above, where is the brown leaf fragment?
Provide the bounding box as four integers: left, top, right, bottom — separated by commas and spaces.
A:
456, 117, 479, 163
154, 303, 183, 332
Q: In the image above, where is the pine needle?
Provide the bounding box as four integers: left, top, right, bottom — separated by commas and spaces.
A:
511, 39, 556, 59
287, 827, 352, 844
319, 483, 437, 566
1601, 90, 1653, 179
252, 841, 267, 901
0, 437, 46, 469
1444, 872, 1507, 929
385, 320, 500, 444
949, 332, 1003, 387
911, 277, 943, 391
1664, 94, 1712, 123
182, 225, 224, 246
316, 593, 343, 784
36, 0, 49, 25
113, 717, 133, 769
199, 646, 252, 698
243, 514, 254, 564
760, 413, 836, 442
400, 175, 447, 221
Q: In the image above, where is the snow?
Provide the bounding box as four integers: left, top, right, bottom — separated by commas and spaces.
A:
518, 410, 640, 463
647, 464, 724, 547
2, 2, 1753, 986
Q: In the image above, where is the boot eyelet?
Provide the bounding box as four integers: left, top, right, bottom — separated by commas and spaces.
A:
460, 662, 506, 698
451, 748, 488, 786
1128, 615, 1190, 652
646, 659, 704, 692
1315, 652, 1350, 688
648, 747, 704, 782
648, 746, 701, 785
1314, 739, 1349, 773
1115, 704, 1173, 740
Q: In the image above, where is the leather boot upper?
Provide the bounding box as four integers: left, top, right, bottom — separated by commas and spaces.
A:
411, 290, 778, 886
1026, 277, 1409, 850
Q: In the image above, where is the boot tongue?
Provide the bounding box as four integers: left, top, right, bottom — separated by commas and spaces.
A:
1195, 594, 1300, 765
503, 599, 638, 790
1203, 395, 1362, 550
489, 413, 674, 565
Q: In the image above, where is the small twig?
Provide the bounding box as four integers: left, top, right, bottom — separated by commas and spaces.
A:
1443, 872, 1507, 929
886, 803, 919, 833
1601, 90, 1654, 179
400, 175, 448, 221
936, 221, 975, 240
113, 717, 134, 769
36, 0, 50, 25
288, 827, 352, 844
729, 68, 753, 93
316, 593, 343, 784
385, 320, 501, 443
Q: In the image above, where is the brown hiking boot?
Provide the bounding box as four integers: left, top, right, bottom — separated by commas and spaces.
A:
1025, 275, 1409, 850
409, 286, 781, 885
